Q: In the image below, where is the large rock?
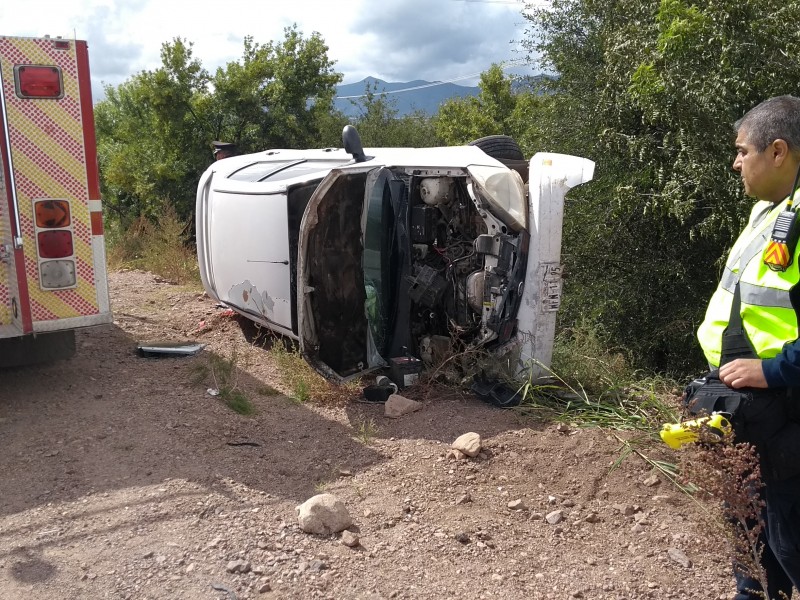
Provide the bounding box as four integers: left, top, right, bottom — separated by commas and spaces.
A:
296, 494, 352, 535
452, 432, 482, 457
384, 394, 423, 418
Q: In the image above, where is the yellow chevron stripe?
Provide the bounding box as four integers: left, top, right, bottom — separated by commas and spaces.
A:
764, 242, 790, 267
6, 108, 85, 188
30, 282, 99, 317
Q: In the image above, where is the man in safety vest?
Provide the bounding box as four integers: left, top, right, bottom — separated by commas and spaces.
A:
698, 95, 800, 599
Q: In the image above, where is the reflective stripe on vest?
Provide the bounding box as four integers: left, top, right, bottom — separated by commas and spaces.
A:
698, 196, 800, 367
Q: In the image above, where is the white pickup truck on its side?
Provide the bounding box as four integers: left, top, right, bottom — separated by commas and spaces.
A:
196, 128, 593, 383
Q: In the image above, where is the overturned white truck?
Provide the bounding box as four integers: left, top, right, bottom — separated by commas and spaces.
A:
196, 128, 593, 389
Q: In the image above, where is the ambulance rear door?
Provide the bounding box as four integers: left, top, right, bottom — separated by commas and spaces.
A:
0, 36, 111, 338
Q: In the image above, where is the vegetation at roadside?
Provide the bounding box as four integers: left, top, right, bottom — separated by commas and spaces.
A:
523, 0, 800, 374
515, 320, 680, 434
353, 417, 379, 445
106, 204, 199, 285
191, 347, 256, 415
267, 338, 360, 404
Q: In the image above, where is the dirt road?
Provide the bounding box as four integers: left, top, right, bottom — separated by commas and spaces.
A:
0, 270, 738, 599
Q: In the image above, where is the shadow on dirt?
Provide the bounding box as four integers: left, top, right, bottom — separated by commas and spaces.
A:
0, 323, 384, 518
8, 546, 57, 584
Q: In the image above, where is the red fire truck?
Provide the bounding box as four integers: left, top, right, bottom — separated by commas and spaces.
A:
0, 36, 111, 367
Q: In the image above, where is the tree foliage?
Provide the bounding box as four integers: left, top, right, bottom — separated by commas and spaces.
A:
95, 28, 341, 225
522, 0, 800, 373
95, 38, 210, 225
434, 65, 545, 149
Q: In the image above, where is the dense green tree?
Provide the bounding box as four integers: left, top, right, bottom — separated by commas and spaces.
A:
522, 0, 800, 373
96, 28, 342, 225
95, 38, 210, 225
434, 65, 544, 150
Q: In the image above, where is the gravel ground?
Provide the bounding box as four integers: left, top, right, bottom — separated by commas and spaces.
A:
0, 270, 744, 599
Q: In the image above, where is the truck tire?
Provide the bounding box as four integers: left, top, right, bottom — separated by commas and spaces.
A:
468, 135, 524, 161
468, 135, 528, 183
0, 330, 76, 368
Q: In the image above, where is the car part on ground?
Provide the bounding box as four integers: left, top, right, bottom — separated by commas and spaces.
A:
471, 372, 524, 408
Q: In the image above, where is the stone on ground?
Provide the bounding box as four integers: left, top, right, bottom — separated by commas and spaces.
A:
296, 493, 353, 535
452, 432, 482, 457
384, 394, 423, 418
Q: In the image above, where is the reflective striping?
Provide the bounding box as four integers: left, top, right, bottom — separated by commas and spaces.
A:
721, 267, 736, 292
739, 281, 794, 309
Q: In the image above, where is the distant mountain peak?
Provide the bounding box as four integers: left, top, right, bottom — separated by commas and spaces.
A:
335, 76, 479, 116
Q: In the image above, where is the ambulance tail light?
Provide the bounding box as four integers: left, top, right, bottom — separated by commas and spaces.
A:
40, 260, 77, 288
37, 231, 74, 258
33, 199, 77, 289
14, 65, 64, 99
35, 200, 71, 228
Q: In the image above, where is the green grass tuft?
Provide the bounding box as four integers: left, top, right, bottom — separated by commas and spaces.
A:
220, 388, 255, 415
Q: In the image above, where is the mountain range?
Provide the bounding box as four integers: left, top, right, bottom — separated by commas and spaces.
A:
334, 77, 480, 118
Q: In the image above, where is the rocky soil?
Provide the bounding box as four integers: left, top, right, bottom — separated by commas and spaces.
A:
0, 270, 744, 599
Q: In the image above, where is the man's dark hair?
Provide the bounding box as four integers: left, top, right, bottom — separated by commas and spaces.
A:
735, 95, 800, 153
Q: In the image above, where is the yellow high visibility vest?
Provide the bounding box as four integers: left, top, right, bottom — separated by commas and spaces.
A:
698, 195, 800, 367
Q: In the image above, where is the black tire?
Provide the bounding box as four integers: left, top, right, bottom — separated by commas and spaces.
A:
0, 330, 76, 368
468, 135, 524, 161
468, 135, 528, 183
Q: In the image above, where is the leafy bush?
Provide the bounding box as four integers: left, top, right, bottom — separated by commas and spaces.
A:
523, 0, 800, 374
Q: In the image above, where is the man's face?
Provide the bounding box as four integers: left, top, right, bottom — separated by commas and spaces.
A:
733, 128, 783, 202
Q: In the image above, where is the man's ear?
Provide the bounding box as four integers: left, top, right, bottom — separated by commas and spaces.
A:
771, 138, 790, 166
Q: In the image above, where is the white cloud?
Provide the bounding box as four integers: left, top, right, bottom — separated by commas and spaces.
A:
2, 0, 534, 99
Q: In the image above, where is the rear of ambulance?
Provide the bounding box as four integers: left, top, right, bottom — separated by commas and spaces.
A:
0, 36, 111, 367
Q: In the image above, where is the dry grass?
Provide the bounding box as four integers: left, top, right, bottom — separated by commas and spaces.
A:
268, 339, 361, 404
106, 204, 199, 285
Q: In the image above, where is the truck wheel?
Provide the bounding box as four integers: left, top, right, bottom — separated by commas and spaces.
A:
468, 135, 528, 183
0, 330, 76, 368
468, 135, 524, 161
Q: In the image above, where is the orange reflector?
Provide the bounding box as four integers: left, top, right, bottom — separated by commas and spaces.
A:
15, 65, 63, 99
764, 241, 791, 271
37, 230, 73, 258
35, 199, 71, 228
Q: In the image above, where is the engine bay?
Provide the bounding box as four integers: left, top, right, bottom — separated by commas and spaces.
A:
302, 166, 528, 379
401, 172, 528, 364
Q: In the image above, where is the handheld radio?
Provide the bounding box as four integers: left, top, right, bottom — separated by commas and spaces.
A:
764, 164, 800, 271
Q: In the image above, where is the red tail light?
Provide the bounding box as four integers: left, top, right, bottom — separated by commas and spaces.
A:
37, 231, 73, 258
15, 65, 63, 99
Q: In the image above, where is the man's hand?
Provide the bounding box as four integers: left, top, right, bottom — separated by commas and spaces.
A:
719, 358, 768, 389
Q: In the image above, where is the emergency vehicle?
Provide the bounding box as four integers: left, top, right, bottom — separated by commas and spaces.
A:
0, 36, 111, 367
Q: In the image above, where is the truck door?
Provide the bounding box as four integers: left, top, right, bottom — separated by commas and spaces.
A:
0, 144, 24, 336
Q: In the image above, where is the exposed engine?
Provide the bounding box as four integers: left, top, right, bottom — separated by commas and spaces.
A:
404, 174, 524, 358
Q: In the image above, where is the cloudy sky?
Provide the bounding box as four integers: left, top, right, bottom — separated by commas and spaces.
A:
3, 0, 540, 101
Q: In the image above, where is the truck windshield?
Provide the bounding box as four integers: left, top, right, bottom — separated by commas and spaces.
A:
363, 172, 398, 355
